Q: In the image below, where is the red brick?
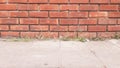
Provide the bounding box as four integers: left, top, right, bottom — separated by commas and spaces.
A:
0, 18, 18, 24
40, 4, 58, 11
40, 32, 58, 38
80, 5, 98, 11
21, 32, 39, 38
20, 18, 38, 24
89, 12, 108, 18
118, 19, 120, 24
90, 0, 110, 3
100, 5, 118, 11
9, 11, 28, 17
60, 5, 79, 11
8, 0, 27, 3
78, 32, 96, 38
0, 0, 6, 3
88, 26, 106, 32
29, 11, 48, 18
0, 25, 9, 30
108, 25, 120, 31
98, 32, 115, 38
30, 25, 49, 31
111, 0, 120, 3
69, 26, 87, 31
0, 4, 17, 10
28, 0, 48, 3
79, 19, 97, 25
59, 32, 77, 38
50, 26, 68, 31
40, 19, 58, 25
70, 0, 89, 3
50, 0, 68, 3
10, 25, 29, 31
60, 19, 78, 25
0, 11, 9, 17
98, 18, 117, 24
1, 32, 19, 37
18, 4, 38, 11
50, 11, 68, 18
69, 12, 88, 18
109, 12, 120, 18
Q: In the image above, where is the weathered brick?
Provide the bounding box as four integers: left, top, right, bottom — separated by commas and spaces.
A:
100, 5, 118, 11
98, 18, 117, 24
10, 25, 29, 31
29, 11, 48, 18
69, 12, 88, 18
108, 25, 120, 31
80, 5, 98, 11
60, 5, 79, 11
79, 19, 97, 25
60, 19, 78, 25
88, 26, 106, 32
50, 11, 68, 18
1, 32, 19, 37
40, 4, 58, 11
30, 25, 49, 31
20, 18, 38, 24
0, 18, 18, 24
70, 0, 89, 3
40, 19, 58, 25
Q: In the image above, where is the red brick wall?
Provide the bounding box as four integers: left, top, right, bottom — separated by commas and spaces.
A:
0, 0, 120, 38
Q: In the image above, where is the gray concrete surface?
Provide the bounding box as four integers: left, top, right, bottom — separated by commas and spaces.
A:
0, 39, 120, 68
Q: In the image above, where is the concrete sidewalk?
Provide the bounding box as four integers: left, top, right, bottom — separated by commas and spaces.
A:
0, 39, 120, 68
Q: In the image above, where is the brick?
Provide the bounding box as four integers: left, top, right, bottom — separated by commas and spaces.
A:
90, 0, 110, 3
0, 11, 9, 17
60, 5, 79, 11
118, 19, 120, 24
18, 4, 38, 11
108, 25, 120, 31
20, 18, 38, 24
8, 0, 27, 3
9, 11, 28, 17
69, 26, 87, 31
60, 19, 78, 25
98, 32, 115, 38
30, 25, 49, 31
0, 4, 17, 10
50, 0, 68, 3
0, 0, 6, 3
50, 26, 68, 31
28, 0, 48, 3
78, 32, 96, 38
59, 32, 77, 38
89, 12, 108, 18
100, 5, 118, 11
40, 4, 58, 11
40, 19, 58, 25
88, 26, 106, 32
98, 18, 117, 24
1, 32, 19, 37
21, 32, 39, 38
109, 12, 120, 18
10, 25, 29, 31
111, 0, 120, 3
70, 0, 89, 3
0, 18, 18, 24
50, 11, 68, 18
69, 12, 88, 18
80, 5, 98, 11
40, 32, 58, 38
0, 25, 9, 30
29, 11, 48, 18
79, 19, 97, 24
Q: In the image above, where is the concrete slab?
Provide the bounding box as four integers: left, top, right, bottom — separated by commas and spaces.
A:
0, 39, 120, 68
